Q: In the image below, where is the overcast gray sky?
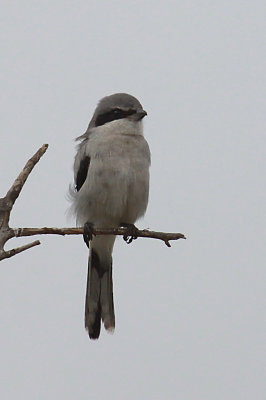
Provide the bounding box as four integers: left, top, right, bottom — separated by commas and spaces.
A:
0, 1, 265, 399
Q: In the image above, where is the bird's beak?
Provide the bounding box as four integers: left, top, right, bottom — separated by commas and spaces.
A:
136, 110, 147, 120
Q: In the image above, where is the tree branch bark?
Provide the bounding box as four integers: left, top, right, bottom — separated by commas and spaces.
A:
0, 144, 48, 259
0, 240, 41, 261
12, 227, 185, 247
0, 144, 186, 261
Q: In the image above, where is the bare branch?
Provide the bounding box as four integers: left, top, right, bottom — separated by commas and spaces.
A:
5, 144, 49, 205
0, 240, 40, 261
13, 226, 186, 247
0, 144, 48, 258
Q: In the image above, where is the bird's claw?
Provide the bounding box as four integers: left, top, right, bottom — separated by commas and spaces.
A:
120, 223, 140, 244
83, 222, 95, 248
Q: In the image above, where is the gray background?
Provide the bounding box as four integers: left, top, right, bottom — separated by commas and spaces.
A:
0, 1, 265, 399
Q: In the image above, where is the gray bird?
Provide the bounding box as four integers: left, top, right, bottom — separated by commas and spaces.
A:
70, 93, 150, 339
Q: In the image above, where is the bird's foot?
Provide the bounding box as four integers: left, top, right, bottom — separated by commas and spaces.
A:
83, 222, 95, 248
120, 222, 140, 244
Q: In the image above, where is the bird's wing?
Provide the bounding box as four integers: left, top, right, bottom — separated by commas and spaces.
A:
74, 135, 91, 192
75, 155, 90, 191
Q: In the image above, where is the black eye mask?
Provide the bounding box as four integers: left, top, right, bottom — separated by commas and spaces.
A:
95, 108, 136, 127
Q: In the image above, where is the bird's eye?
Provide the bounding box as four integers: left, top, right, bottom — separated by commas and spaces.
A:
113, 108, 121, 115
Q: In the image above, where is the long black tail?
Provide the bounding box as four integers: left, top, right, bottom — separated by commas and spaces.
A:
85, 249, 115, 339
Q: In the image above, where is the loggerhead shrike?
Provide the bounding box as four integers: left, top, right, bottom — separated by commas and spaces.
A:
70, 93, 151, 339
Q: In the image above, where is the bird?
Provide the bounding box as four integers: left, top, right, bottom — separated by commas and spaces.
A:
70, 93, 151, 339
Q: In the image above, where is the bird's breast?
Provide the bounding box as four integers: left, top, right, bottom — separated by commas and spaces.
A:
83, 132, 150, 224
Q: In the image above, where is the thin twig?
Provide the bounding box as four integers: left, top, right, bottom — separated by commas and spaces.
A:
0, 144, 48, 259
0, 240, 40, 261
12, 226, 186, 247
5, 144, 48, 205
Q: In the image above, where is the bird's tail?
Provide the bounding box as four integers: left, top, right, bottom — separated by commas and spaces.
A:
85, 236, 115, 339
